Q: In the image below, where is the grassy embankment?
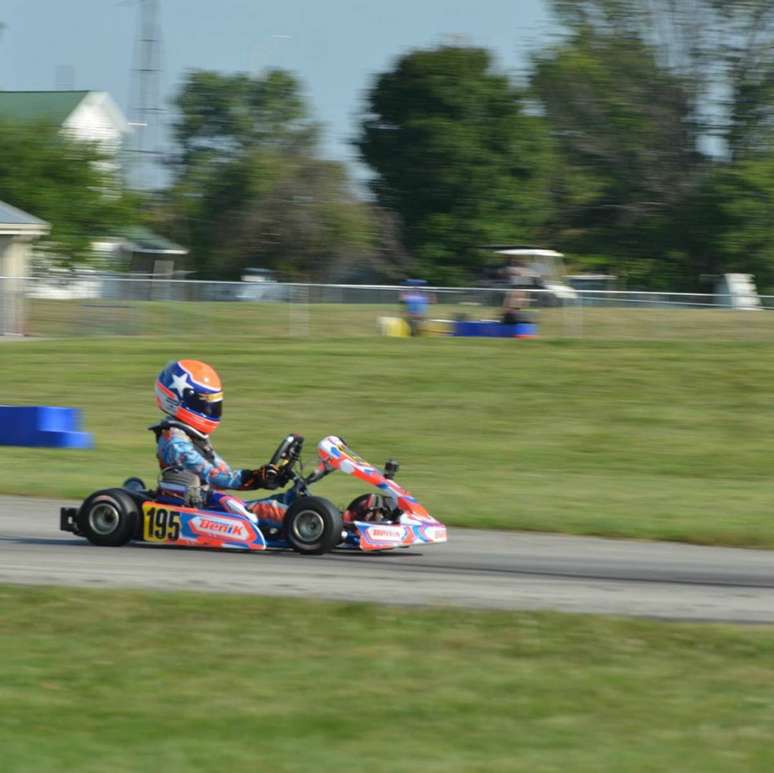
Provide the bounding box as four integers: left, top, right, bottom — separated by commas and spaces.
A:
1, 585, 774, 773
26, 297, 774, 340
3, 332, 774, 546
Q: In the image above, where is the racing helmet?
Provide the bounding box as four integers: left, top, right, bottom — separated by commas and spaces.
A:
155, 359, 223, 435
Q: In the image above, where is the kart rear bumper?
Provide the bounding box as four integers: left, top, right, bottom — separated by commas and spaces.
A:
60, 507, 78, 534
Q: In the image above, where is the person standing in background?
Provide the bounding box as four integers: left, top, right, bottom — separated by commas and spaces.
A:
400, 279, 432, 336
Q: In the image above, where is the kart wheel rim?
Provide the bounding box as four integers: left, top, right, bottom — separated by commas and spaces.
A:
89, 502, 120, 535
292, 510, 325, 543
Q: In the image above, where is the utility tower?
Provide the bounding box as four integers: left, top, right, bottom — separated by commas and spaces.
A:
128, 0, 163, 189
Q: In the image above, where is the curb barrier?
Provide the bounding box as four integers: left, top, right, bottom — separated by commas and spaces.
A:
0, 406, 93, 448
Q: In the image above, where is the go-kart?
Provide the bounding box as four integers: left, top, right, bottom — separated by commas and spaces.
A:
59, 435, 447, 555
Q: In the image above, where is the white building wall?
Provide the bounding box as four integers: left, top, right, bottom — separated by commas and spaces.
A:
0, 236, 31, 335
63, 92, 130, 158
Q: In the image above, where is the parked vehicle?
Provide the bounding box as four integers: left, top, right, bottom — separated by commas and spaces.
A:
201, 268, 290, 302
484, 246, 578, 306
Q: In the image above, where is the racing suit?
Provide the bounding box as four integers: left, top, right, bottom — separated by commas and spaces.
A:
150, 420, 287, 524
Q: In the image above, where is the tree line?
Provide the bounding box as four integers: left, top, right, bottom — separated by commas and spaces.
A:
4, 0, 774, 289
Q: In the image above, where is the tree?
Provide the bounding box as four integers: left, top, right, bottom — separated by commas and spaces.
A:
172, 69, 317, 165
178, 152, 373, 281
675, 154, 774, 292
357, 45, 555, 284
530, 29, 705, 279
531, 0, 774, 287
161, 69, 375, 280
0, 120, 138, 266
547, 0, 774, 160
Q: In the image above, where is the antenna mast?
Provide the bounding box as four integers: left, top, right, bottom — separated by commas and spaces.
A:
129, 0, 163, 189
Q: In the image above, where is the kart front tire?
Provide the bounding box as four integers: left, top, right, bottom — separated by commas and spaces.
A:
77, 488, 139, 547
284, 496, 343, 555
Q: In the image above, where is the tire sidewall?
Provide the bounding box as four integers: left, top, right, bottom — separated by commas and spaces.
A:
76, 488, 139, 547
284, 496, 343, 555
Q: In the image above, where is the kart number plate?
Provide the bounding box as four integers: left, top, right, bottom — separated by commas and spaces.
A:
142, 503, 182, 543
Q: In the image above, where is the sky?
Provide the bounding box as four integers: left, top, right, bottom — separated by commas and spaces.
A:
0, 0, 556, 177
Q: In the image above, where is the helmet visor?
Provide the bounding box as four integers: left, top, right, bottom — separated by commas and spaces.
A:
184, 389, 223, 419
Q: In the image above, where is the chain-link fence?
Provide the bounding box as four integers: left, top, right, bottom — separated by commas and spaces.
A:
4, 273, 774, 340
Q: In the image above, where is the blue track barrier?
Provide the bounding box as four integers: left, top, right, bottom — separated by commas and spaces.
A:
0, 406, 93, 448
453, 321, 537, 338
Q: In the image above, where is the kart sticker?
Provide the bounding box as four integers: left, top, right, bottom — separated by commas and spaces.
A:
358, 523, 412, 551
415, 524, 447, 543
189, 514, 254, 542
142, 503, 181, 543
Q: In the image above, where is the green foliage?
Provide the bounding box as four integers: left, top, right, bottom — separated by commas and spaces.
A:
357, 45, 555, 284
172, 68, 317, 163
546, 0, 774, 160
224, 153, 374, 280
675, 155, 774, 292
162, 69, 374, 280
532, 0, 774, 288
531, 26, 705, 281
0, 120, 138, 266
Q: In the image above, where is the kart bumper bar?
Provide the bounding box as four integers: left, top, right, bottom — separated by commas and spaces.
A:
60, 507, 78, 534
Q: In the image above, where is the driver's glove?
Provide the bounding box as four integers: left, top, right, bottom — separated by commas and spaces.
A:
241, 464, 281, 490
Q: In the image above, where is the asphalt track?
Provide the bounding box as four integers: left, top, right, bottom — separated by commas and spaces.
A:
2, 496, 773, 623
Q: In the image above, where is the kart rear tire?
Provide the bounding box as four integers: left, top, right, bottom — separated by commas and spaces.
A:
77, 488, 140, 547
284, 496, 343, 555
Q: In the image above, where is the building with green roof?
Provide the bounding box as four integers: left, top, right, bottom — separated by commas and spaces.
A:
0, 90, 130, 156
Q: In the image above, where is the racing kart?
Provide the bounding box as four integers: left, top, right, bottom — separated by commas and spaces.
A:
59, 435, 447, 555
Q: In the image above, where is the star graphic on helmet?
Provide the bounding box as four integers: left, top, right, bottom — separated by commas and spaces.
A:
170, 372, 190, 397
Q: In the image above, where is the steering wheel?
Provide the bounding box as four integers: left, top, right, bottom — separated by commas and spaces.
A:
269, 433, 304, 470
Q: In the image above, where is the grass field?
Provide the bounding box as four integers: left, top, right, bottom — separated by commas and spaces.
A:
1, 585, 773, 772
25, 298, 774, 340
0, 337, 774, 546
3, 333, 774, 546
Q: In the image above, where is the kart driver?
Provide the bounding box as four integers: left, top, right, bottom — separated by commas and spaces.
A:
150, 359, 288, 524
